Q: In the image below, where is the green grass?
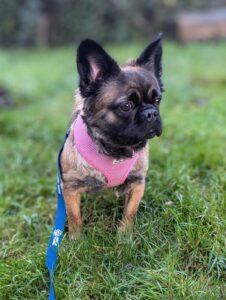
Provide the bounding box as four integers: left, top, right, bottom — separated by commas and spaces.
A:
0, 41, 226, 299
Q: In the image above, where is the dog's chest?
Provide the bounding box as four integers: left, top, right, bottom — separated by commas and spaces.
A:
61, 139, 107, 192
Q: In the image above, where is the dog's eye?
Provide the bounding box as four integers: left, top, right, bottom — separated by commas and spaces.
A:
150, 89, 161, 105
155, 96, 161, 105
120, 101, 134, 112
154, 95, 162, 105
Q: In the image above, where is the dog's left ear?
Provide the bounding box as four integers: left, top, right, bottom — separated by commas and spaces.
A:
136, 33, 164, 92
77, 39, 120, 95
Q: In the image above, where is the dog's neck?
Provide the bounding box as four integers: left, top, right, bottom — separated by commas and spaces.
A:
88, 131, 134, 159
95, 138, 146, 160
84, 120, 147, 160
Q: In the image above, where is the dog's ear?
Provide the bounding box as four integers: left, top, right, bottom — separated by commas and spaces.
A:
77, 39, 120, 93
136, 33, 164, 92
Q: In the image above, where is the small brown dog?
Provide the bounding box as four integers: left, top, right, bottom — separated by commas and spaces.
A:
61, 34, 164, 239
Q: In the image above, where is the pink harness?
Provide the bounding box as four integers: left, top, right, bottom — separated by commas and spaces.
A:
73, 115, 140, 187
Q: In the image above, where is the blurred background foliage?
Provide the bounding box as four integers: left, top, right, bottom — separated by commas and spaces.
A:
0, 0, 226, 47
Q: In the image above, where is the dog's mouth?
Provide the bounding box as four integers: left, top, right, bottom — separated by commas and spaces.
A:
113, 126, 162, 146
145, 127, 162, 139
147, 129, 156, 138
145, 131, 155, 139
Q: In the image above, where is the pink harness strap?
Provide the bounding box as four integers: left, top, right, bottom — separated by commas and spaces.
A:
73, 115, 139, 187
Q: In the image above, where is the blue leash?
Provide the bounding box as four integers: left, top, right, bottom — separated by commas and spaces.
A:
46, 134, 68, 300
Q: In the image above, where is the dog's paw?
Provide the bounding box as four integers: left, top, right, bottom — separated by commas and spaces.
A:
69, 228, 82, 241
118, 220, 133, 233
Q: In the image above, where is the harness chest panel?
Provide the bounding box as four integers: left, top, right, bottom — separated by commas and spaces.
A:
73, 115, 140, 187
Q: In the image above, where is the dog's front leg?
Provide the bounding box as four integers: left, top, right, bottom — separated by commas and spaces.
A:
119, 182, 145, 231
62, 187, 82, 240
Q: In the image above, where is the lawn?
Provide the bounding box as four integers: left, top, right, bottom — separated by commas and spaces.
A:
0, 41, 225, 300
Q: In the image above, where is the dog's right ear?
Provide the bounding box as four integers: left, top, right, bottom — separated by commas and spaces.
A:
136, 33, 164, 92
77, 39, 120, 95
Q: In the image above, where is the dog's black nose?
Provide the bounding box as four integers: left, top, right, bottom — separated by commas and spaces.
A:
143, 107, 159, 121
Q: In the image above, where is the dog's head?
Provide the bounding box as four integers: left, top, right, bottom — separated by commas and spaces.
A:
76, 34, 164, 158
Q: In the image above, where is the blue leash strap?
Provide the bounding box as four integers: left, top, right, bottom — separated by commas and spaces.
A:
46, 134, 68, 300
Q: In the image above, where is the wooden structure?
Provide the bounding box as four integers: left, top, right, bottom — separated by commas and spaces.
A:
177, 8, 226, 41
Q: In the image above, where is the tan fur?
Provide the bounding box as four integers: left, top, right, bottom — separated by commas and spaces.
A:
61, 187, 82, 240
119, 182, 145, 231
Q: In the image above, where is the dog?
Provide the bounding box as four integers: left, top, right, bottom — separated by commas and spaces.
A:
60, 33, 164, 239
